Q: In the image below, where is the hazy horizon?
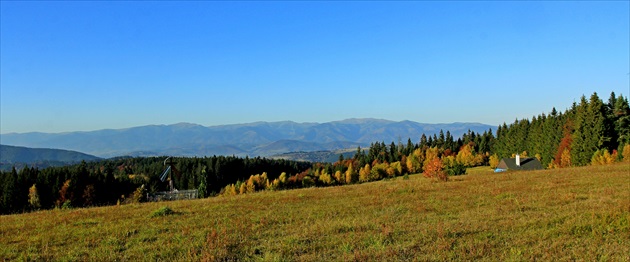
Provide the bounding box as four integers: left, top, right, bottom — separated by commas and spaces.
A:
1, 118, 495, 135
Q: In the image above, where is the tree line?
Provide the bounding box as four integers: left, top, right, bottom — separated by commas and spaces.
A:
220, 91, 630, 194
493, 92, 629, 168
2, 91, 629, 214
0, 156, 311, 214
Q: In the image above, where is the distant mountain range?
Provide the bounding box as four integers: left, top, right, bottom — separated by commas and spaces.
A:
0, 119, 494, 158
0, 145, 101, 171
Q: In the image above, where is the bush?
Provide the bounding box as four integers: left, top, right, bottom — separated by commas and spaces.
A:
446, 162, 466, 176
151, 206, 175, 217
61, 200, 72, 210
302, 176, 315, 188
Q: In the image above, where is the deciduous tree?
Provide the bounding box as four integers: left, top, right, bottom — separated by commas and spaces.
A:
28, 184, 41, 210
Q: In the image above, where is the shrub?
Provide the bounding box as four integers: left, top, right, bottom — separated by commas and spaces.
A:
370, 163, 388, 181
591, 149, 616, 166
423, 157, 448, 182
446, 162, 466, 176
302, 176, 315, 188
61, 200, 72, 210
151, 206, 175, 217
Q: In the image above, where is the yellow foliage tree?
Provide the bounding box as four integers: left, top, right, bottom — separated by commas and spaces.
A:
442, 155, 456, 169
239, 182, 247, 194
268, 179, 280, 191
259, 173, 269, 189
406, 148, 424, 174
245, 178, 256, 193
591, 149, 615, 166
489, 154, 500, 169
319, 172, 333, 185
423, 147, 440, 170
390, 161, 402, 177
386, 166, 396, 178
132, 184, 146, 203
370, 163, 388, 181
560, 148, 572, 168
276, 172, 288, 189
359, 164, 371, 182
456, 144, 475, 167
224, 184, 237, 195
345, 163, 357, 184
405, 157, 414, 174
28, 184, 41, 209
333, 170, 344, 184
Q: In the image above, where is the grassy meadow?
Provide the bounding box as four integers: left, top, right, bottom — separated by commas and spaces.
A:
1, 163, 629, 261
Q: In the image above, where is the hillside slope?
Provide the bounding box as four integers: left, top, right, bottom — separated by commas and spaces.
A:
0, 145, 101, 171
1, 163, 628, 260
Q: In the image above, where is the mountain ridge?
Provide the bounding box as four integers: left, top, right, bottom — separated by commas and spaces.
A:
0, 118, 494, 158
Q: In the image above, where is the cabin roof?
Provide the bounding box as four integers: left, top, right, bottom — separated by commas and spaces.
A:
496, 157, 543, 171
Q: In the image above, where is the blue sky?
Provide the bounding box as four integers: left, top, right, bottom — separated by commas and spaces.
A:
1, 1, 628, 134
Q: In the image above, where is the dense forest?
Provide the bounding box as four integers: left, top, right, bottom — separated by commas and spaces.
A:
1, 92, 629, 214
0, 156, 311, 214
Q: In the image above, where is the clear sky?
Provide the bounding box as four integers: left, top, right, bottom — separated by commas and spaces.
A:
1, 1, 628, 134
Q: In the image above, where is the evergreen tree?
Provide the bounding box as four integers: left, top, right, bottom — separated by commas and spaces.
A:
406, 138, 415, 155
1, 168, 19, 214
571, 93, 610, 166
445, 131, 455, 152
613, 94, 630, 148
570, 95, 590, 166
437, 130, 445, 149
419, 134, 428, 149
389, 142, 398, 163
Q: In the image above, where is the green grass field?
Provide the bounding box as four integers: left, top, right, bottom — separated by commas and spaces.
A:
2, 163, 629, 261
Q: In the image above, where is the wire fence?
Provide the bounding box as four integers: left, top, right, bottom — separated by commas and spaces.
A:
148, 189, 198, 202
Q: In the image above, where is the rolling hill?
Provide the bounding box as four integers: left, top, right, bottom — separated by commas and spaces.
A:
0, 119, 493, 158
0, 145, 101, 171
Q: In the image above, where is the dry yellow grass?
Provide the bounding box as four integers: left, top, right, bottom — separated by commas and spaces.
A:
1, 163, 629, 261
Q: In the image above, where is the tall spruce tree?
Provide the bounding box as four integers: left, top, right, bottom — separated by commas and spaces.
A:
571, 95, 591, 166
613, 94, 630, 149
540, 108, 562, 167
571, 93, 610, 166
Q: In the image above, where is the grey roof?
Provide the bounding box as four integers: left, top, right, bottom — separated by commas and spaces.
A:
496, 157, 543, 171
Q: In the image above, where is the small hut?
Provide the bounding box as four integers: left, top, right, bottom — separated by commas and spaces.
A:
495, 154, 542, 172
